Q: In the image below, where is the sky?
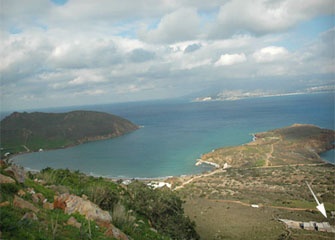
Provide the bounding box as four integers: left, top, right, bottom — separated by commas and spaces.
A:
1, 0, 334, 111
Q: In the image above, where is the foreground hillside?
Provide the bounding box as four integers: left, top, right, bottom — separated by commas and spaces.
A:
172, 124, 335, 239
0, 111, 139, 156
0, 162, 199, 240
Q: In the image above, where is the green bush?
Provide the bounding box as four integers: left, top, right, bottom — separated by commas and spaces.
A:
126, 181, 200, 240
1, 183, 20, 194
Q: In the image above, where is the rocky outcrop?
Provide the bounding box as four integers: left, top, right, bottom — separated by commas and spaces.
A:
54, 193, 112, 222
0, 173, 15, 184
53, 193, 130, 240
0, 201, 10, 207
21, 212, 38, 221
4, 165, 25, 183
99, 220, 130, 240
67, 216, 82, 229
13, 195, 39, 213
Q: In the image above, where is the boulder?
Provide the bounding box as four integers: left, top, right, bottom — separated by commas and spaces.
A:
32, 193, 45, 203
67, 216, 82, 229
21, 212, 38, 221
53, 194, 130, 240
13, 195, 39, 213
4, 165, 25, 183
17, 189, 26, 197
43, 202, 54, 210
0, 173, 15, 184
0, 201, 10, 207
54, 193, 112, 222
98, 221, 130, 240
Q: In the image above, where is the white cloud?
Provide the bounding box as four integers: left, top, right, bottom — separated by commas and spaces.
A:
74, 89, 106, 96
215, 53, 246, 66
0, 0, 334, 110
139, 8, 200, 43
210, 0, 333, 38
253, 46, 289, 63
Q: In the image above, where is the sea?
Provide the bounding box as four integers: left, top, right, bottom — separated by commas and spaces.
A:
10, 93, 335, 178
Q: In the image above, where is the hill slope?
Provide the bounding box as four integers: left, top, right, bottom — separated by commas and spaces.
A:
1, 111, 139, 155
200, 124, 335, 167
172, 124, 335, 239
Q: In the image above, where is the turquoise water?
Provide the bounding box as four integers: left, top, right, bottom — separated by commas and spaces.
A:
320, 149, 335, 164
12, 93, 334, 178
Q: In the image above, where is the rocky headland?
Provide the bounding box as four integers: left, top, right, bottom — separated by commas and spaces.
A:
0, 110, 139, 157
199, 124, 334, 168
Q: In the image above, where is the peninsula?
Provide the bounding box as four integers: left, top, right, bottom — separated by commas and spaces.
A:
200, 124, 334, 168
172, 124, 335, 239
0, 110, 139, 156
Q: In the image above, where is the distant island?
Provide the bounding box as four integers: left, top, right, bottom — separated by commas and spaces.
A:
0, 110, 139, 156
193, 87, 334, 102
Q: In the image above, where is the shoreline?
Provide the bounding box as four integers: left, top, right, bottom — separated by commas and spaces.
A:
7, 124, 334, 182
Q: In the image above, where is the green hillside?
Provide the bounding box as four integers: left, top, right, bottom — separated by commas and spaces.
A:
0, 164, 199, 240
0, 111, 139, 156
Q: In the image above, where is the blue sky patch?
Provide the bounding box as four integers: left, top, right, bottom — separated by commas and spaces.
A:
51, 0, 68, 6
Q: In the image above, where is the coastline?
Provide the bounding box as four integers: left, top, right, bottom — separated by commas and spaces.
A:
9, 129, 335, 183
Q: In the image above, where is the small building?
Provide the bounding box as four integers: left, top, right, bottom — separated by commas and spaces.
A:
121, 179, 132, 185
302, 222, 316, 231
147, 182, 172, 189
279, 219, 335, 233
223, 163, 231, 169
315, 222, 334, 232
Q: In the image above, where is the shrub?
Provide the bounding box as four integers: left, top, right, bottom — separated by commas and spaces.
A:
126, 181, 200, 240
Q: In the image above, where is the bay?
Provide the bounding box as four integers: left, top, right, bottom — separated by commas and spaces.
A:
12, 93, 334, 178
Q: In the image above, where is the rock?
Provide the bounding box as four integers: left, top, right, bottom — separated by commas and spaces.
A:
0, 201, 10, 207
98, 221, 130, 240
54, 193, 112, 222
17, 189, 26, 197
32, 193, 45, 203
32, 194, 39, 203
21, 212, 38, 221
67, 216, 82, 229
4, 165, 25, 183
27, 188, 35, 194
0, 173, 15, 184
0, 159, 7, 168
13, 195, 39, 213
53, 194, 130, 239
43, 202, 54, 210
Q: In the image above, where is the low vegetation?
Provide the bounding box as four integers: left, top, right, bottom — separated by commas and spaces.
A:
0, 162, 199, 240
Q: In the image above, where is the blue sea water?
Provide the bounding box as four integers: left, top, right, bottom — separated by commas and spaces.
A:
11, 93, 335, 178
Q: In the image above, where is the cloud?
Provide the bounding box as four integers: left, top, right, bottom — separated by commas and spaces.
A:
128, 48, 156, 62
139, 8, 201, 43
0, 0, 334, 111
209, 0, 333, 38
215, 53, 247, 66
184, 43, 202, 53
253, 46, 289, 63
